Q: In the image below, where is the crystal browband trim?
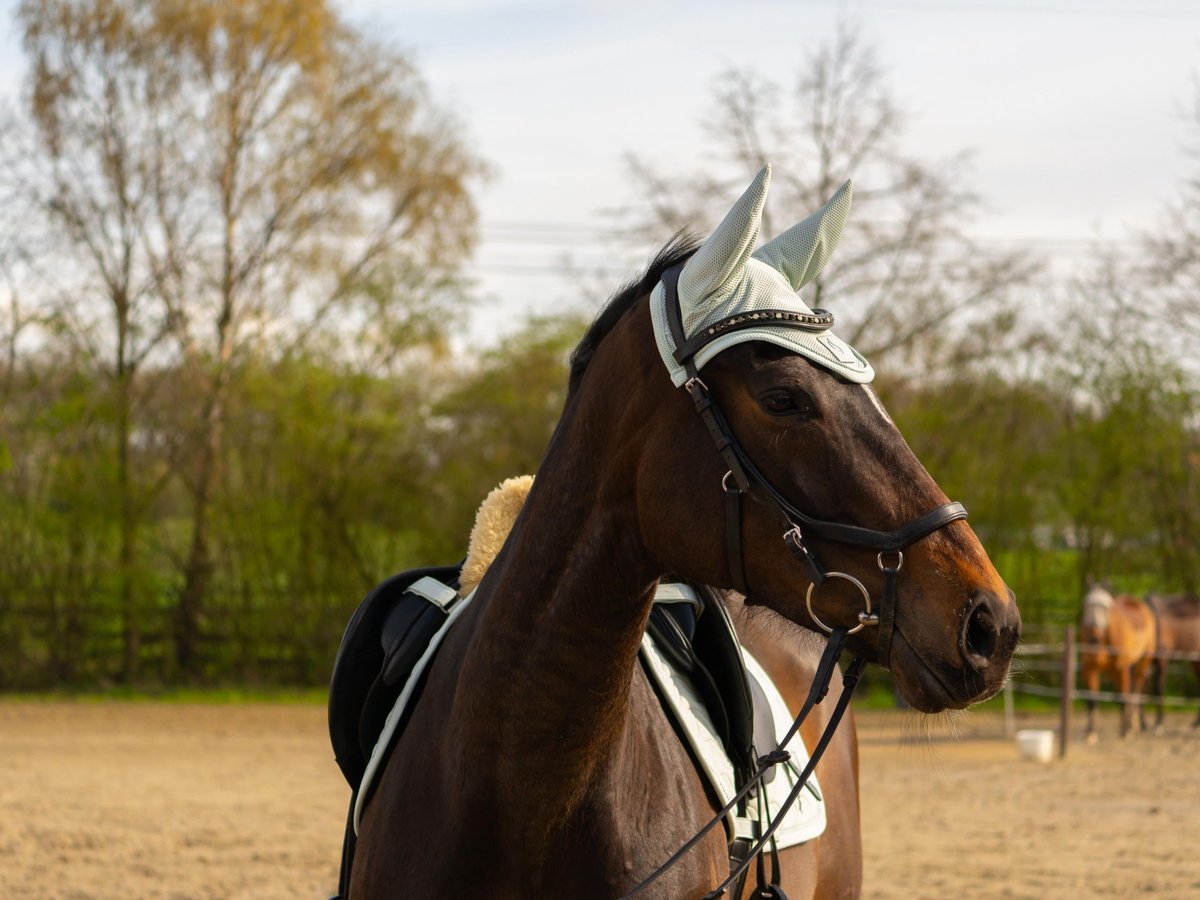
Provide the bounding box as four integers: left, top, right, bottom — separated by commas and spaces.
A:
672, 307, 836, 365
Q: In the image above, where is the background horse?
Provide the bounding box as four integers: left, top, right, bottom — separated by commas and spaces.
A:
350, 168, 1020, 898
1146, 592, 1200, 730
1079, 585, 1155, 739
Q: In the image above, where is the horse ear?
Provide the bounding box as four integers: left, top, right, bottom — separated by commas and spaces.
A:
679, 165, 771, 302
752, 179, 852, 291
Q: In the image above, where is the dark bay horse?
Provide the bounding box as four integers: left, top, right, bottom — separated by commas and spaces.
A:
350, 167, 1021, 898
1079, 585, 1156, 739
1146, 592, 1200, 729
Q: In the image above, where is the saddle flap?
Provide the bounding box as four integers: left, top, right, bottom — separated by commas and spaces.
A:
379, 577, 457, 686
328, 565, 461, 788
745, 669, 780, 785
645, 584, 760, 779
691, 585, 757, 774
640, 600, 827, 851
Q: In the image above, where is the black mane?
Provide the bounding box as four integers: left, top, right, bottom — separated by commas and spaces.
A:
567, 234, 700, 393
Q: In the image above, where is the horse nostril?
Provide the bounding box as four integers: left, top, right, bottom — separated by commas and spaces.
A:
960, 593, 1003, 672
966, 606, 997, 660
959, 590, 1021, 675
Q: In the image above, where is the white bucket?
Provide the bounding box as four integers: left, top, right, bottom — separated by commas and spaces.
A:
1015, 729, 1055, 763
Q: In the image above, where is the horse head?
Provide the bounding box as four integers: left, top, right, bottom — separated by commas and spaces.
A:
1081, 584, 1115, 636
571, 166, 1020, 713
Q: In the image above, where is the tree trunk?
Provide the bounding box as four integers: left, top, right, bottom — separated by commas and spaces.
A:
174, 382, 225, 680
116, 299, 141, 684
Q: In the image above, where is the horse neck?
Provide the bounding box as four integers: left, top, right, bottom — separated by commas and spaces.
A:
451, 394, 660, 837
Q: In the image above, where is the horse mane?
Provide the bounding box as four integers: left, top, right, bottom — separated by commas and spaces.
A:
567, 233, 700, 394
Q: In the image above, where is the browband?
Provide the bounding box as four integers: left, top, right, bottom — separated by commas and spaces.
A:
663, 267, 836, 366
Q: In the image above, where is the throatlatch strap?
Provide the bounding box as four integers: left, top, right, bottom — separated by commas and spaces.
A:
725, 480, 747, 595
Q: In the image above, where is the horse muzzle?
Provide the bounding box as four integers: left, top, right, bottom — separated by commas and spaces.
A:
890, 587, 1021, 712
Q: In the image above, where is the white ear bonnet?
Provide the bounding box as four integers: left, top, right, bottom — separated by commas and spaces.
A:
649, 165, 873, 386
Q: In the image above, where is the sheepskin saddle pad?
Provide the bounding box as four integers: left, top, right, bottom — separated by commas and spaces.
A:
328, 572, 825, 849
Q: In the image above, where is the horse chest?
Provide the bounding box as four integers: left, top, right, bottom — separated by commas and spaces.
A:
352, 663, 727, 897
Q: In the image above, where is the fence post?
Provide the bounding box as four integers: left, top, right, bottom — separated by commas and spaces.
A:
1059, 623, 1075, 758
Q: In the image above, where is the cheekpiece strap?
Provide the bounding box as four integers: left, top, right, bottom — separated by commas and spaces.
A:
662, 265, 691, 366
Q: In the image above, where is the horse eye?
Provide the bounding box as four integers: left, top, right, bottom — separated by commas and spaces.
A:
761, 390, 814, 417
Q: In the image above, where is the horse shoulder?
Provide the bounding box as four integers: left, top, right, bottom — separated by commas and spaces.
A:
567, 667, 730, 897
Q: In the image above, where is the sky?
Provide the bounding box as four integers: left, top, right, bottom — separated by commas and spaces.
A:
3, 0, 1199, 343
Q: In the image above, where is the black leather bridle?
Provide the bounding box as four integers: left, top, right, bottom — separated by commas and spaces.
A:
660, 263, 968, 668
621, 265, 969, 898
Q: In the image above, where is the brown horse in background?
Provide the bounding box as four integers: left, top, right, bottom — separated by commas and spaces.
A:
1079, 585, 1156, 739
1146, 593, 1200, 730
349, 171, 1021, 898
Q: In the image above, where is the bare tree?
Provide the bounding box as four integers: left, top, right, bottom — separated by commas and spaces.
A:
9, 0, 485, 677
3, 0, 182, 677
1140, 84, 1200, 355
620, 22, 1040, 379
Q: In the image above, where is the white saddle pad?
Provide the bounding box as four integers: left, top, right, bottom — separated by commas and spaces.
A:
639, 630, 827, 849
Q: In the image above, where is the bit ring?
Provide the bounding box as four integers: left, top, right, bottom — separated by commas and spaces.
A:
806, 571, 876, 635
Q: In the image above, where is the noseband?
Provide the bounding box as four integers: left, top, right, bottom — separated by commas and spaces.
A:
660, 263, 968, 667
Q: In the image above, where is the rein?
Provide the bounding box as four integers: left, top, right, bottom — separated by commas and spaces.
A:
621, 265, 969, 897
622, 625, 859, 899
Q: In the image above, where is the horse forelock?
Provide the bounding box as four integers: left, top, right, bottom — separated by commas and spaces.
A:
567, 234, 700, 395
1082, 586, 1114, 631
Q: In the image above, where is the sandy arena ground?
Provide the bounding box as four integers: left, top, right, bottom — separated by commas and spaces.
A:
0, 701, 1197, 898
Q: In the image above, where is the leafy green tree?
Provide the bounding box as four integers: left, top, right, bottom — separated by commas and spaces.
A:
423, 314, 586, 562
7, 0, 485, 677
886, 374, 1066, 623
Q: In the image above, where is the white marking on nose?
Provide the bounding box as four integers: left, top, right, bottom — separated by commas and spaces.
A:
861, 384, 896, 427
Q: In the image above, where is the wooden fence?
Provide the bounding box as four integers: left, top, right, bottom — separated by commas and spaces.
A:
1005, 624, 1200, 757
